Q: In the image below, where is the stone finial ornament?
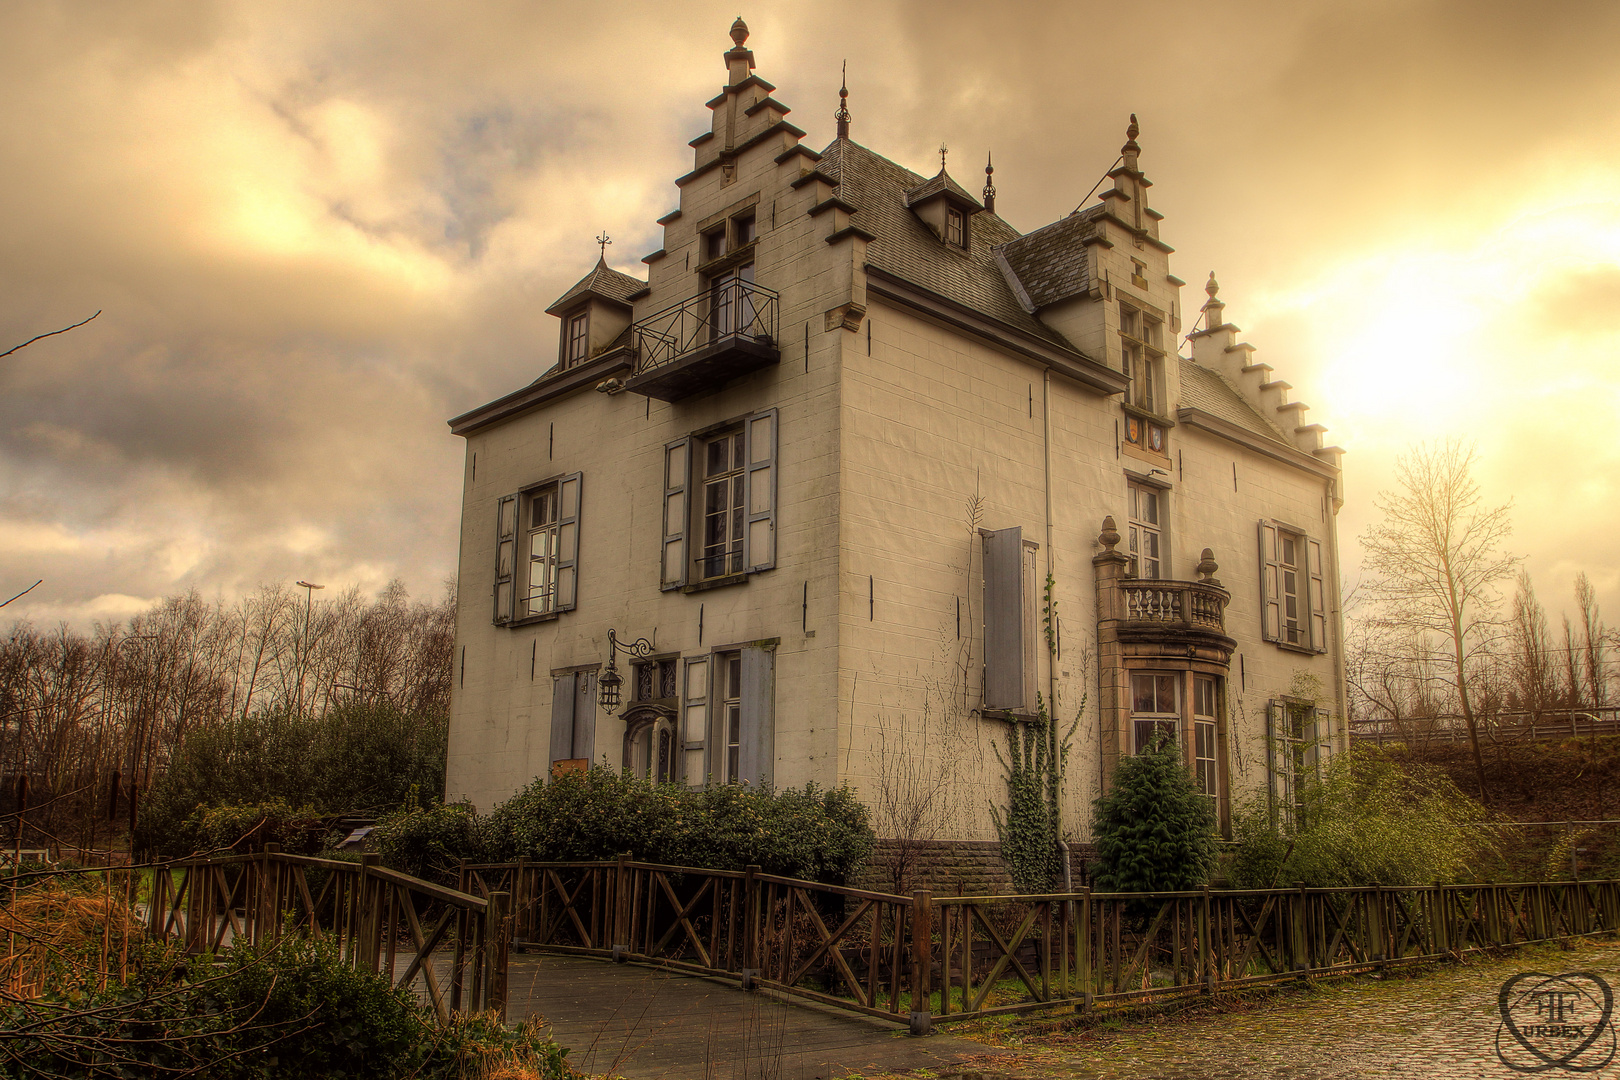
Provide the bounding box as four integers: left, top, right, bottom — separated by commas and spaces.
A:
983, 151, 996, 214
730, 16, 749, 46
1099, 516, 1121, 551
1205, 272, 1219, 299
835, 60, 851, 139
1122, 113, 1140, 159
1196, 548, 1221, 585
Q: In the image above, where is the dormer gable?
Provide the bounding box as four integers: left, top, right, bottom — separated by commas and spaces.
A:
544, 255, 646, 370
903, 166, 983, 251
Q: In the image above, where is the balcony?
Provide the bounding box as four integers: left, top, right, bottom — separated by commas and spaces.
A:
1092, 519, 1236, 663
1116, 579, 1229, 636
624, 280, 780, 402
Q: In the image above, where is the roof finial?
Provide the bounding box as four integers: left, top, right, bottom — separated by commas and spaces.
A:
1205, 271, 1218, 299
596, 231, 612, 260
730, 16, 749, 46
835, 60, 851, 140
1122, 113, 1140, 168
939, 142, 948, 174
724, 16, 755, 84
982, 151, 996, 215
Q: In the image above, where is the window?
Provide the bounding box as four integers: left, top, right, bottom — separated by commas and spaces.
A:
719, 651, 742, 782
493, 474, 581, 624
633, 658, 678, 704
1127, 482, 1163, 579
704, 228, 728, 262
682, 657, 709, 784
1258, 521, 1327, 652
1194, 675, 1220, 807
945, 207, 965, 248
734, 213, 756, 246
1131, 671, 1179, 753
1268, 700, 1330, 827
661, 410, 777, 590
564, 311, 589, 367
548, 669, 598, 769
711, 262, 756, 339
1120, 303, 1167, 453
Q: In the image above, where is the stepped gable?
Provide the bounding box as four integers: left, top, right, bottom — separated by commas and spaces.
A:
819, 140, 1081, 354
544, 258, 646, 315
995, 207, 1103, 312
1177, 357, 1293, 445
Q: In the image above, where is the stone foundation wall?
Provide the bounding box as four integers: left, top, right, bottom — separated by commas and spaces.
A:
850, 840, 1102, 896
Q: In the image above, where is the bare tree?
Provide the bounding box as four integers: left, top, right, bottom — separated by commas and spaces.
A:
1576, 572, 1607, 708
1360, 439, 1517, 801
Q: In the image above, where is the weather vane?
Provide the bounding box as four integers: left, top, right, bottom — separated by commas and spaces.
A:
939, 143, 948, 172
596, 231, 612, 256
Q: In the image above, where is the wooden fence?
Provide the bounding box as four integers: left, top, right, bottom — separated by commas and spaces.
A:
148, 850, 510, 1020
463, 856, 1620, 1034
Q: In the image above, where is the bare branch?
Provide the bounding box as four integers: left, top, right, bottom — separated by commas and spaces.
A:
0, 311, 100, 360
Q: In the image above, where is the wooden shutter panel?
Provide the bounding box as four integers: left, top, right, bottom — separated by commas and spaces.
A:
555, 473, 583, 612
744, 409, 778, 572
662, 438, 691, 590
549, 673, 576, 767
1265, 700, 1284, 826
983, 526, 1024, 711
1313, 706, 1332, 766
1307, 537, 1326, 653
1258, 520, 1280, 642
573, 670, 597, 763
494, 494, 518, 624
737, 646, 775, 787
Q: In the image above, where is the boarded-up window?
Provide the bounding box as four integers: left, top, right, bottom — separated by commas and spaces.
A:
983, 526, 1024, 711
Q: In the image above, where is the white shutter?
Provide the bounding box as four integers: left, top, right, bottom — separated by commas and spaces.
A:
494, 494, 518, 624
573, 670, 597, 762
737, 646, 775, 787
744, 409, 777, 572
1307, 537, 1326, 653
983, 527, 1024, 711
1258, 521, 1280, 642
682, 657, 708, 785
662, 439, 691, 590
554, 473, 582, 612
1313, 706, 1333, 768
549, 674, 576, 767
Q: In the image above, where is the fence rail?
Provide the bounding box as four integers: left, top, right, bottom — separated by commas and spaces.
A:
463, 857, 1620, 1033
1352, 707, 1620, 745
148, 850, 509, 1020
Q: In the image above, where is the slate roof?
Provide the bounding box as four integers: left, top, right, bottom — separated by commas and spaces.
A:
544, 258, 646, 316
1177, 358, 1292, 445
902, 169, 984, 209
997, 207, 1102, 310
819, 140, 1077, 351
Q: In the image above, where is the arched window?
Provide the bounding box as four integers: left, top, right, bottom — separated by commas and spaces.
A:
622, 705, 678, 784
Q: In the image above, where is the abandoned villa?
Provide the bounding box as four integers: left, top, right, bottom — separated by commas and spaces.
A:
443, 20, 1348, 864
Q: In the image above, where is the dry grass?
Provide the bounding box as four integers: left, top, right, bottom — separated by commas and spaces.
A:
0, 875, 144, 1000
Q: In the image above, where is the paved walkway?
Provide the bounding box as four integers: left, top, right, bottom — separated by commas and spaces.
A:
504, 952, 1007, 1079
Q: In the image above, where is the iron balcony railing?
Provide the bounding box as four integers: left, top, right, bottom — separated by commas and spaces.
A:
631, 278, 779, 377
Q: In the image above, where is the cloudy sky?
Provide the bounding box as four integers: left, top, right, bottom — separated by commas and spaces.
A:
2, 0, 1617, 629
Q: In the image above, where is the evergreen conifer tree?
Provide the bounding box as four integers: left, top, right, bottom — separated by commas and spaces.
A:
1090, 735, 1218, 892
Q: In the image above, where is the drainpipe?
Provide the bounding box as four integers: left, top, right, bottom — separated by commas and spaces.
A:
1325, 476, 1350, 752
1043, 368, 1071, 888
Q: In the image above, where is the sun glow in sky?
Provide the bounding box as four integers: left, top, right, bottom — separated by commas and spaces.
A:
0, 0, 1617, 627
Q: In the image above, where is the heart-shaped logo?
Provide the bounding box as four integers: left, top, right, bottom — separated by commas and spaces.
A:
1497, 971, 1616, 1073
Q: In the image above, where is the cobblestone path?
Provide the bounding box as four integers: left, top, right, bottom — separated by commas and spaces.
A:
863, 938, 1620, 1080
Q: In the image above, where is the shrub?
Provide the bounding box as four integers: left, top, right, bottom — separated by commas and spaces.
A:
1228, 745, 1497, 888
477, 767, 873, 885
369, 801, 492, 885
1090, 736, 1219, 893
138, 701, 447, 856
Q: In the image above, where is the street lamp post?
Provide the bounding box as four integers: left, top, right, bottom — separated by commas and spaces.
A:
597, 629, 653, 712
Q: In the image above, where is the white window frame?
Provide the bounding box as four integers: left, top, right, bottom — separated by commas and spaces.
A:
1193, 674, 1220, 809
1120, 303, 1164, 416
1267, 700, 1330, 829
945, 206, 965, 248
661, 410, 778, 591
717, 650, 743, 783
1130, 671, 1180, 753
1259, 521, 1327, 652
493, 473, 582, 625
1127, 481, 1164, 579
564, 310, 589, 368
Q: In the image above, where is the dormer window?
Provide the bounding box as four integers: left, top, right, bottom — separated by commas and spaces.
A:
946, 207, 966, 249
564, 311, 589, 367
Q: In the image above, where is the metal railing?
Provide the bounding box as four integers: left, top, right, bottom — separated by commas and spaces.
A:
631, 279, 779, 376
460, 856, 1620, 1033
1351, 707, 1620, 745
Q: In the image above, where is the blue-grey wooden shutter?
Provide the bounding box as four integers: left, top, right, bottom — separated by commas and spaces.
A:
983, 526, 1024, 711
1307, 537, 1326, 653
737, 646, 775, 787
744, 409, 777, 572
662, 438, 691, 590
494, 494, 518, 624
556, 473, 582, 612
549, 674, 576, 766
1265, 699, 1284, 826
1258, 521, 1280, 642
573, 669, 597, 763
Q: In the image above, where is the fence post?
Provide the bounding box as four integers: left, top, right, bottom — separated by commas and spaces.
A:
612, 852, 631, 962
1078, 886, 1093, 1010
360, 853, 382, 971
741, 864, 760, 989
486, 890, 510, 1022
910, 889, 933, 1036
1433, 881, 1451, 956
514, 856, 530, 946
1199, 886, 1213, 994
1292, 882, 1308, 977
